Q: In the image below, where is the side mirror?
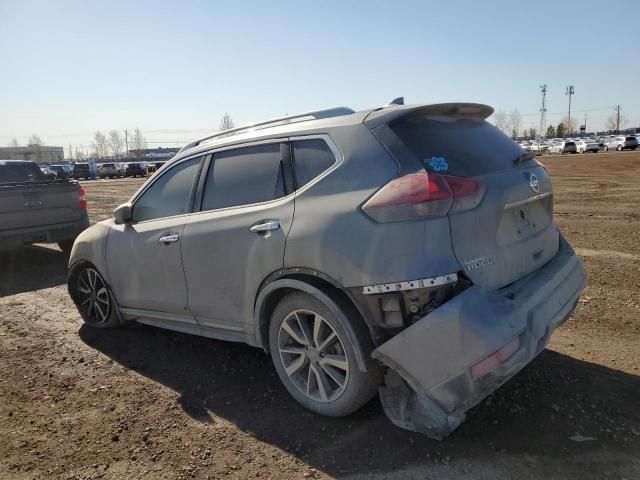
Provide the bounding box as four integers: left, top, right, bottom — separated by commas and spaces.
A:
113, 202, 133, 225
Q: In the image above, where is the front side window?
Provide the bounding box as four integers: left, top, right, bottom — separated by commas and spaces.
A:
291, 138, 336, 188
201, 143, 285, 211
133, 157, 201, 222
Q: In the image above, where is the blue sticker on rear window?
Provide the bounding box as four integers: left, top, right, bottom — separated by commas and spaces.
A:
427, 156, 448, 172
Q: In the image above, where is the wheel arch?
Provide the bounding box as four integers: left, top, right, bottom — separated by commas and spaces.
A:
67, 258, 125, 326
254, 269, 379, 372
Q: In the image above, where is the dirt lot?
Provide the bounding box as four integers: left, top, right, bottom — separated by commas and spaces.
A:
1, 152, 639, 479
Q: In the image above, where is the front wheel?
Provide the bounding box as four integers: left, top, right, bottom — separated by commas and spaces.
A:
604, 146, 609, 151
68, 264, 121, 328
269, 291, 382, 417
617, 145, 623, 151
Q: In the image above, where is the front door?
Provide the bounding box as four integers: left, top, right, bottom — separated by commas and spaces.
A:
106, 156, 203, 322
181, 142, 294, 333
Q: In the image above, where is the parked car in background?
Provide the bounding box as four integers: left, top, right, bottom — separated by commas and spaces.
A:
50, 164, 71, 179
0, 160, 89, 253
67, 100, 586, 439
575, 139, 600, 153
125, 162, 147, 177
39, 165, 58, 180
604, 136, 638, 151
73, 162, 91, 180
98, 163, 123, 178
549, 141, 575, 154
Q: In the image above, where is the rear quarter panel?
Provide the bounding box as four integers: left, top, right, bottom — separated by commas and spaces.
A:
284, 125, 461, 288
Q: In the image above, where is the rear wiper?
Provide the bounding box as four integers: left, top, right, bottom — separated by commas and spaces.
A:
514, 152, 535, 165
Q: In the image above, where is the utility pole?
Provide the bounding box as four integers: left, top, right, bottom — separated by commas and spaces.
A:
124, 129, 129, 158
565, 85, 574, 136
615, 105, 622, 132
539, 84, 547, 139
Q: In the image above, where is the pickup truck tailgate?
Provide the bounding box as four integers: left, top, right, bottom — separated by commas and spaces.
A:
0, 182, 83, 231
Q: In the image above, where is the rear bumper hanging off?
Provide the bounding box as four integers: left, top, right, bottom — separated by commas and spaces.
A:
372, 235, 586, 439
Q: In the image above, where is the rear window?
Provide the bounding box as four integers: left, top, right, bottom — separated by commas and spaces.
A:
0, 163, 45, 183
388, 116, 531, 177
565, 142, 576, 146
626, 137, 637, 142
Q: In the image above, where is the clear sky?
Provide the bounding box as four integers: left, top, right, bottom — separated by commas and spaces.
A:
1, 0, 639, 153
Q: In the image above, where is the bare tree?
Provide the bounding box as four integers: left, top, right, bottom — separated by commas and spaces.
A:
8, 138, 19, 147
27, 134, 43, 146
219, 113, 235, 131
131, 128, 147, 160
560, 116, 577, 135
605, 112, 627, 132
508, 109, 522, 139
493, 110, 509, 134
108, 130, 125, 158
93, 131, 109, 158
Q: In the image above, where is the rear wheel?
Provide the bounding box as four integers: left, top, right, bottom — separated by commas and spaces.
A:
617, 145, 623, 151
58, 239, 75, 256
604, 146, 609, 151
269, 291, 382, 417
68, 265, 121, 328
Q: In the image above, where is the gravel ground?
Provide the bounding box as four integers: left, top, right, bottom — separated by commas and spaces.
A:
1, 152, 639, 479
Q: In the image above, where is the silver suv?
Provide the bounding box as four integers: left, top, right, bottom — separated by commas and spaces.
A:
67, 100, 586, 438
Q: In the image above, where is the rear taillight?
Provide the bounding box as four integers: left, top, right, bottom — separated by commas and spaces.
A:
361, 172, 484, 223
78, 187, 87, 209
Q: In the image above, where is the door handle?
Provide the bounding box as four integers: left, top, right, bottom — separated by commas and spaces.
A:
158, 233, 180, 244
249, 220, 280, 235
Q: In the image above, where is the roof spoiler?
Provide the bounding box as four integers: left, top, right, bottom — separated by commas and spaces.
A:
364, 102, 495, 129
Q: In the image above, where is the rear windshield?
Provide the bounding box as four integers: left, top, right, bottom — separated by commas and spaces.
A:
0, 163, 45, 183
626, 137, 637, 142
388, 116, 533, 176
565, 142, 576, 146
102, 163, 115, 167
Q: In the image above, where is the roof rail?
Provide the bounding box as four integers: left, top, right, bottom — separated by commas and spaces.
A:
178, 106, 355, 153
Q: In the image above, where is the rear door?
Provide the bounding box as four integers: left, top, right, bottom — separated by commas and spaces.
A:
181, 141, 294, 333
387, 115, 559, 290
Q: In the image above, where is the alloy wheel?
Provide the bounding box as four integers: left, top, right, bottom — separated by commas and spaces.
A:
277, 309, 350, 403
75, 267, 111, 325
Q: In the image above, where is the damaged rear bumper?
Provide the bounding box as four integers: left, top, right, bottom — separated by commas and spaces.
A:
372, 236, 586, 439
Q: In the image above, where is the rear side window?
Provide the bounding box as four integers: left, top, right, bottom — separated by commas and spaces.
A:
0, 163, 44, 183
292, 139, 336, 188
133, 157, 201, 222
201, 143, 285, 211
388, 116, 531, 177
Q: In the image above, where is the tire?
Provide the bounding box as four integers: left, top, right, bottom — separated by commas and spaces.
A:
579, 149, 584, 153
617, 145, 622, 151
68, 264, 121, 328
269, 291, 382, 417
604, 146, 609, 151
58, 239, 75, 256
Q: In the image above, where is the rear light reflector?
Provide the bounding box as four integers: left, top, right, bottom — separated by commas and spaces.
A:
471, 336, 520, 379
78, 187, 87, 209
361, 172, 484, 223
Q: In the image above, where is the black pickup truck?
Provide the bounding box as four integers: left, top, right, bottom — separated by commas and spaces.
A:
0, 160, 89, 253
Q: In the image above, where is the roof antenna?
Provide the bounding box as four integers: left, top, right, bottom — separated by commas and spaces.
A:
386, 96, 404, 106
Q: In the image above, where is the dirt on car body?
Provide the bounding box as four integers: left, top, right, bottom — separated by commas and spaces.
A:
1, 152, 639, 479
